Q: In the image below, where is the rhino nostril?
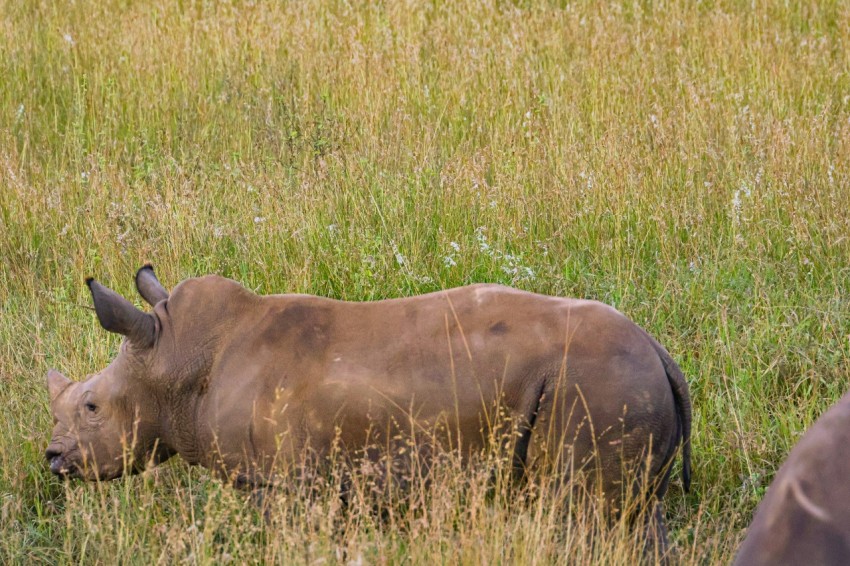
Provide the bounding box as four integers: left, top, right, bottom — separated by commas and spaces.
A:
45, 448, 62, 463
47, 452, 70, 476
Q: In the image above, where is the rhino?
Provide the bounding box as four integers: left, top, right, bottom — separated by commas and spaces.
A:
733, 391, 850, 565
46, 265, 691, 550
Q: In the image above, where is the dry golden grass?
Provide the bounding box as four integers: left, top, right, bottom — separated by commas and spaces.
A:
2, 0, 850, 563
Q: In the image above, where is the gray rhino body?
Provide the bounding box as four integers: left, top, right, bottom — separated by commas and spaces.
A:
733, 391, 850, 565
46, 266, 691, 550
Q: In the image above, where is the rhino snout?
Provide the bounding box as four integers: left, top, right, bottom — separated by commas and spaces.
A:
45, 445, 74, 477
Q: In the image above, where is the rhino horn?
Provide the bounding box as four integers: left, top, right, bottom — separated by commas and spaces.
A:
86, 277, 156, 348
135, 264, 169, 306
47, 369, 72, 402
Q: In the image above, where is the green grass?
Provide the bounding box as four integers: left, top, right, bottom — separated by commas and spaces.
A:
2, 0, 849, 563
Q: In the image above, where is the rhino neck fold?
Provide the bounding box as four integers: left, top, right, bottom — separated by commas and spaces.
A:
161, 344, 218, 466
160, 391, 203, 466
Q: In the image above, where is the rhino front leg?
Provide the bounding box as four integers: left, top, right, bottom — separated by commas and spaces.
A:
232, 470, 277, 521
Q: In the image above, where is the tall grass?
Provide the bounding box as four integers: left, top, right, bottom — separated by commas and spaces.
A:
1, 0, 849, 563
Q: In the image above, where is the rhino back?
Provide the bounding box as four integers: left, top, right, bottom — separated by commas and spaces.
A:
190, 283, 677, 476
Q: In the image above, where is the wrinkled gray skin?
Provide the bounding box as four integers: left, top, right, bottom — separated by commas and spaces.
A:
733, 391, 850, 566
46, 265, 691, 553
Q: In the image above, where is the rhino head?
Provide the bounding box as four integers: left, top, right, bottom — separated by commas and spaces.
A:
45, 265, 175, 480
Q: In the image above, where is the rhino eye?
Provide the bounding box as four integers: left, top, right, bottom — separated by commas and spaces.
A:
85, 402, 98, 413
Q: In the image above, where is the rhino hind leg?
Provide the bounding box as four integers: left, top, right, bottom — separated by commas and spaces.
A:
619, 436, 680, 564
523, 380, 678, 564
641, 502, 672, 565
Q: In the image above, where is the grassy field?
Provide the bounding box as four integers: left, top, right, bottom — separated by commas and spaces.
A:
2, 0, 849, 563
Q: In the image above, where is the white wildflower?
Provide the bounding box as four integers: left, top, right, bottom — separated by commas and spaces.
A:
391, 242, 407, 266
731, 182, 751, 223
475, 226, 492, 255
578, 170, 594, 190
63, 33, 75, 46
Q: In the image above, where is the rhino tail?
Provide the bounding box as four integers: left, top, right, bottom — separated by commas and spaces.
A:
645, 331, 692, 493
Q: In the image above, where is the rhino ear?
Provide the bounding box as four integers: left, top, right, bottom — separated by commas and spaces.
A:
47, 369, 72, 402
87, 278, 156, 348
135, 264, 169, 306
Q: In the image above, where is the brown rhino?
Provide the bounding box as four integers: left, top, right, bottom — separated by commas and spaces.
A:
733, 391, 850, 565
46, 265, 691, 549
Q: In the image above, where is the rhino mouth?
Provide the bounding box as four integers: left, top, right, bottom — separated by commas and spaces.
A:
47, 453, 82, 479
46, 446, 124, 481
48, 456, 130, 481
